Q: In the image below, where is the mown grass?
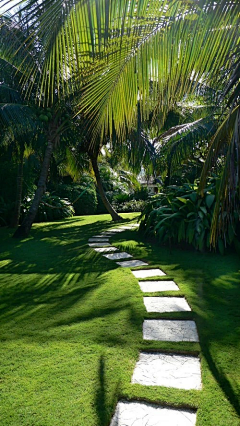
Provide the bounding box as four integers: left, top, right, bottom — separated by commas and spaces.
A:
0, 213, 239, 425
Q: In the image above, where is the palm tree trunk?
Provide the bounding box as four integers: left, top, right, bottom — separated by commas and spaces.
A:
10, 149, 24, 228
13, 139, 54, 238
90, 153, 122, 222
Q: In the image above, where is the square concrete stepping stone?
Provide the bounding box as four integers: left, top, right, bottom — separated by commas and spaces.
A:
88, 238, 109, 242
131, 352, 202, 390
139, 280, 179, 292
144, 297, 191, 313
94, 247, 118, 253
103, 252, 133, 260
143, 320, 199, 342
100, 231, 116, 236
118, 224, 139, 230
110, 400, 196, 426
132, 268, 166, 278
92, 234, 112, 238
116, 260, 148, 268
88, 242, 111, 247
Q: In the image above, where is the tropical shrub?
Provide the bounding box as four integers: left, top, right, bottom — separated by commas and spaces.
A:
56, 183, 97, 215
21, 193, 74, 222
113, 199, 146, 213
139, 181, 238, 253
133, 186, 149, 201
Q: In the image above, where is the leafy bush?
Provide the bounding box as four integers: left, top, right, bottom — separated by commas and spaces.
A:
132, 186, 149, 201
113, 192, 131, 204
113, 199, 146, 213
56, 183, 97, 215
21, 193, 74, 222
139, 182, 238, 253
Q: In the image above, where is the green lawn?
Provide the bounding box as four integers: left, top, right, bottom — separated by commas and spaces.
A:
0, 214, 239, 425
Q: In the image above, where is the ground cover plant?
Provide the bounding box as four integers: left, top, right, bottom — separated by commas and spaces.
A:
0, 214, 239, 425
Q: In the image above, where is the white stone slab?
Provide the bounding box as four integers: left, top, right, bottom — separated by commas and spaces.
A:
103, 252, 133, 260
94, 247, 118, 253
132, 352, 202, 390
88, 243, 111, 247
118, 224, 139, 230
92, 234, 112, 238
132, 268, 166, 278
100, 231, 116, 236
88, 238, 109, 242
109, 228, 125, 233
143, 320, 199, 342
116, 260, 148, 268
110, 400, 196, 426
139, 280, 179, 292
144, 297, 191, 313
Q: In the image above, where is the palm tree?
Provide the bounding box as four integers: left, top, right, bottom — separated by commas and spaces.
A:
0, 78, 41, 227
3, 0, 237, 132
0, 11, 79, 236
1, 0, 239, 237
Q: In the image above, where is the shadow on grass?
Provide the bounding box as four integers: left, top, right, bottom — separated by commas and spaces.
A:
95, 355, 120, 426
0, 219, 119, 274
188, 270, 240, 417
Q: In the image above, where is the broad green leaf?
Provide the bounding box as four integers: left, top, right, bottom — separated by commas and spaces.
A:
177, 197, 188, 204
205, 194, 215, 209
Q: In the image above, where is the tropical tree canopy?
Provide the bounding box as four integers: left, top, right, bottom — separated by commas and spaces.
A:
1, 0, 238, 141
0, 0, 239, 244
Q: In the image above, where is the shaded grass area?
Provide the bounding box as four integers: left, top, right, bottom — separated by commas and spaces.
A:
0, 213, 239, 425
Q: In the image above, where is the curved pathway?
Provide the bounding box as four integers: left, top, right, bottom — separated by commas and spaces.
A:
88, 224, 201, 426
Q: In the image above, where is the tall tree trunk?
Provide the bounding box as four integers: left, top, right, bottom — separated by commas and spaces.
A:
13, 139, 54, 238
10, 148, 24, 228
90, 153, 122, 222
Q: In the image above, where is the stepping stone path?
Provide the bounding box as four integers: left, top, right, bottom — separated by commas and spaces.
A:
103, 252, 133, 260
116, 259, 148, 267
139, 280, 179, 292
143, 319, 199, 342
94, 247, 118, 253
132, 352, 202, 390
88, 237, 109, 242
132, 268, 166, 278
110, 401, 197, 426
88, 242, 111, 247
143, 297, 191, 313
88, 223, 201, 425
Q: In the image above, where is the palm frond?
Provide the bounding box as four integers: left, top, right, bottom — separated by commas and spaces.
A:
0, 102, 40, 143
1, 0, 238, 135
154, 115, 216, 177
199, 105, 240, 247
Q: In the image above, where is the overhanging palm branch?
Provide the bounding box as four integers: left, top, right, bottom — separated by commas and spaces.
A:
1, 0, 238, 141
198, 47, 240, 247
78, 0, 238, 141
154, 115, 217, 180
199, 105, 240, 247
